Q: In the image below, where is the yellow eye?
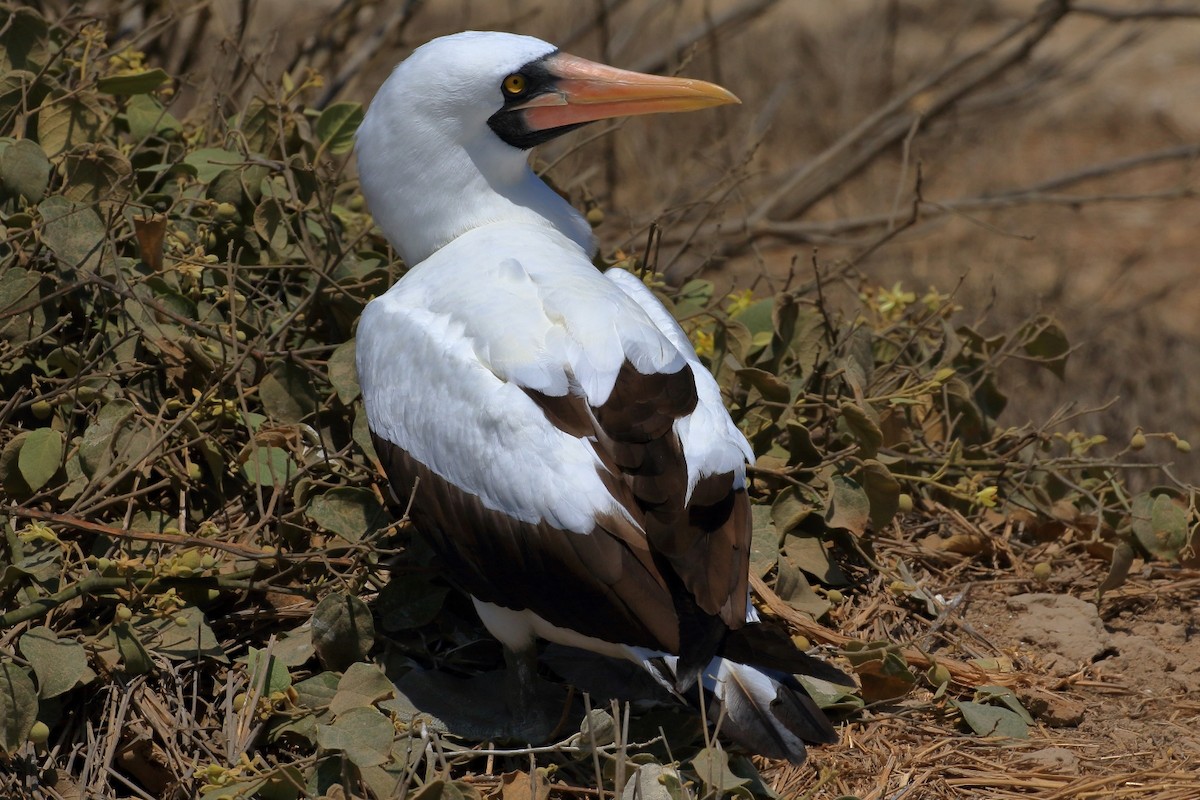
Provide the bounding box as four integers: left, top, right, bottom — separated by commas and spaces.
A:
502, 73, 527, 96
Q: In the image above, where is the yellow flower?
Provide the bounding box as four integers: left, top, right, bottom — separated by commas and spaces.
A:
876, 282, 917, 319
725, 289, 755, 316
692, 329, 715, 359
975, 485, 999, 508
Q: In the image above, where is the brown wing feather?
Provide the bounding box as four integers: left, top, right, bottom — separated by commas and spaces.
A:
530, 360, 753, 683
372, 433, 681, 653
376, 358, 752, 685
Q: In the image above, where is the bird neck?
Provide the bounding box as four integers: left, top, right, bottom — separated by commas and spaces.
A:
357, 120, 595, 267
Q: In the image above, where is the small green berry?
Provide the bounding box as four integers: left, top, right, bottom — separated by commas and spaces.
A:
115, 603, 132, 622
926, 664, 951, 686
1176, 438, 1192, 454
898, 493, 914, 513
1033, 562, 1053, 581
826, 589, 844, 604
1129, 432, 1147, 450
28, 721, 50, 745
31, 400, 53, 419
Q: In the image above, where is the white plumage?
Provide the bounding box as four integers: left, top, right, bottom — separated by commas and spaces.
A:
354, 30, 842, 763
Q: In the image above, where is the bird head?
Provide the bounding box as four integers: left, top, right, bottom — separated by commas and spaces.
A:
356, 31, 738, 266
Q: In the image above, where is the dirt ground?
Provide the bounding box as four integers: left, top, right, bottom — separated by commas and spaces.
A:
772, 558, 1200, 799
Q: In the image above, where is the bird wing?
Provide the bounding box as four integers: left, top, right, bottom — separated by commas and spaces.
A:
358, 224, 753, 671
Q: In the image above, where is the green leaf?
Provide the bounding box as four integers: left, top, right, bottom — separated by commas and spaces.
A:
1021, 315, 1069, 379
236, 97, 281, 154
139, 606, 226, 662
126, 94, 182, 140
748, 505, 779, 578
951, 699, 1029, 739
111, 622, 153, 675
736, 367, 790, 404
312, 592, 375, 671
0, 8, 50, 72
974, 685, 1034, 724
315, 102, 365, 155
840, 401, 882, 457
39, 196, 109, 273
247, 647, 293, 695
328, 339, 360, 404
0, 266, 43, 348
1132, 492, 1190, 562
61, 143, 133, 203
19, 626, 96, 698
691, 745, 750, 798
621, 763, 684, 800
329, 662, 394, 716
97, 68, 169, 95
183, 147, 243, 183
316, 706, 394, 767
37, 93, 104, 157
770, 486, 811, 534
785, 420, 823, 467
782, 532, 846, 585
293, 671, 340, 711
254, 197, 290, 255
0, 662, 38, 753
306, 487, 391, 544
256, 765, 304, 800
0, 138, 51, 203
241, 445, 297, 487
774, 553, 830, 618
78, 399, 137, 478
794, 674, 864, 712
376, 574, 448, 632
260, 361, 318, 423
272, 628, 316, 667
18, 427, 63, 492
860, 460, 900, 530
824, 475, 870, 536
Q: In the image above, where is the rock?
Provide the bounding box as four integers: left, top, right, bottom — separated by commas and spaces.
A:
1015, 685, 1086, 727
1019, 747, 1080, 772
1005, 593, 1111, 676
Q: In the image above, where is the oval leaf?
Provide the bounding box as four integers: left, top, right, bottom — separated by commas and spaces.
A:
824, 475, 870, 536
315, 706, 393, 768
315, 102, 365, 156
0, 662, 38, 753
97, 68, 169, 95
312, 592, 375, 671
19, 626, 96, 698
18, 427, 62, 492
307, 487, 392, 544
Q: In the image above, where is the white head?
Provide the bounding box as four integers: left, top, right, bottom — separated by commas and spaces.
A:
356, 31, 738, 267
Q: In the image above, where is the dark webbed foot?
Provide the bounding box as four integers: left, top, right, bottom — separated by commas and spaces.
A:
500, 645, 562, 743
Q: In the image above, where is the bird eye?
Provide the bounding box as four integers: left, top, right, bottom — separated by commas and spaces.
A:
502, 73, 527, 97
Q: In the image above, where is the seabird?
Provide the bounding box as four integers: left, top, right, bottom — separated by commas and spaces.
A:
355, 30, 844, 763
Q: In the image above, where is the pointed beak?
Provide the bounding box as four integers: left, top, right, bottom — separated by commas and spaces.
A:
516, 52, 739, 132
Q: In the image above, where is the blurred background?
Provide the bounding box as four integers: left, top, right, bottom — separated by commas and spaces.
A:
61, 0, 1200, 479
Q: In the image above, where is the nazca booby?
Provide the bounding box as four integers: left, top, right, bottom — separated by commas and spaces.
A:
355, 31, 844, 763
